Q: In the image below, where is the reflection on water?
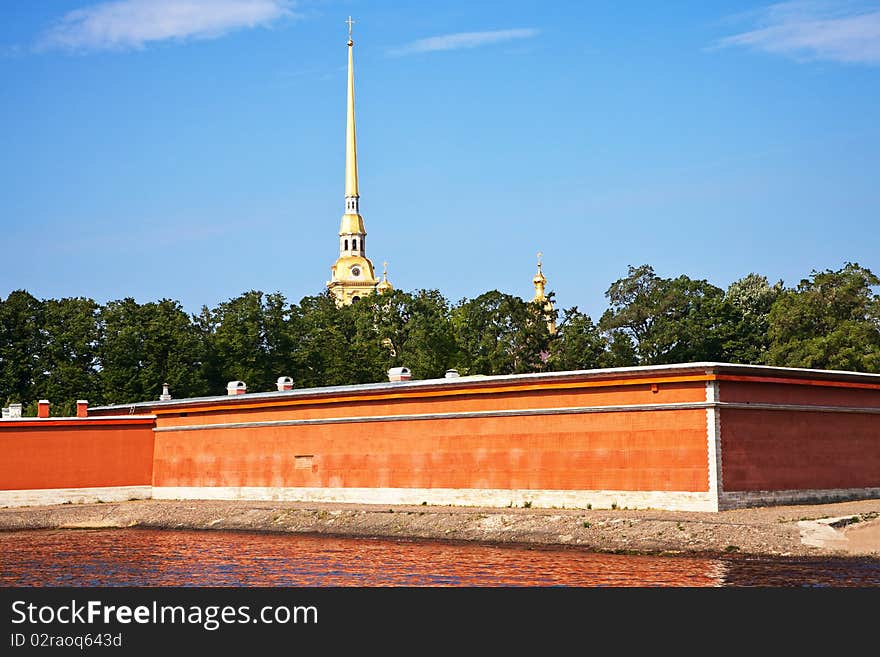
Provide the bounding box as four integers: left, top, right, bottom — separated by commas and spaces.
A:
0, 529, 877, 587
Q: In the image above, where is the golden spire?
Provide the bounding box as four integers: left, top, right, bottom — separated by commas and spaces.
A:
345, 16, 358, 199
327, 17, 378, 307
338, 16, 364, 237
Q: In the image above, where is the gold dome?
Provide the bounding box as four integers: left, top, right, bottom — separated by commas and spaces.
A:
532, 271, 547, 302
339, 213, 365, 235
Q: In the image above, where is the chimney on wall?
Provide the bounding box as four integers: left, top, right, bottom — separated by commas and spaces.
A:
444, 369, 460, 378
276, 376, 294, 391
159, 383, 171, 401
227, 380, 247, 395
1, 407, 8, 419
8, 403, 22, 419
76, 400, 88, 418
37, 400, 50, 418
387, 367, 411, 383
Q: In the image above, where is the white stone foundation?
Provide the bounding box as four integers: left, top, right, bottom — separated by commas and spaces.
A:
3, 485, 877, 512
0, 485, 152, 509
719, 487, 880, 510
151, 486, 720, 512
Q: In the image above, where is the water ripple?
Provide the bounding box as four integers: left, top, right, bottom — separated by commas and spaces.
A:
0, 529, 877, 587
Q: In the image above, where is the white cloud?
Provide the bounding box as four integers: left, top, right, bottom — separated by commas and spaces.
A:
40, 0, 294, 52
717, 1, 880, 64
388, 28, 539, 56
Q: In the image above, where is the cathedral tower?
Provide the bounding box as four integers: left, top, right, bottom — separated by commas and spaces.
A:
327, 18, 385, 305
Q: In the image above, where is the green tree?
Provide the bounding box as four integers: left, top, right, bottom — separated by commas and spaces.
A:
203, 290, 297, 394
0, 290, 43, 410
723, 273, 783, 364
548, 307, 606, 371
98, 298, 146, 403
600, 330, 638, 368
765, 263, 880, 371
193, 304, 222, 395
354, 289, 458, 380
599, 265, 733, 365
99, 298, 206, 404
264, 291, 298, 382
34, 297, 101, 415
451, 290, 551, 375
295, 292, 382, 387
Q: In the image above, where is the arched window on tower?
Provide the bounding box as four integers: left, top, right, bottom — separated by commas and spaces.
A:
344, 239, 349, 251
353, 239, 358, 251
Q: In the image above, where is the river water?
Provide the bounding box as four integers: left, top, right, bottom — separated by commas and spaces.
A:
1, 529, 878, 587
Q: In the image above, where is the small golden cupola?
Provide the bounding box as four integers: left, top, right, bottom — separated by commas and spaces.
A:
532, 252, 556, 334
327, 17, 383, 306
377, 261, 394, 294
532, 255, 547, 303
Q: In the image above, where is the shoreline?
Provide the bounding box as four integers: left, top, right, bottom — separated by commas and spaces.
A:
1, 498, 879, 559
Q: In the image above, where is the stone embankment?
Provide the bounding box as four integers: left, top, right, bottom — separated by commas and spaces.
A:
1, 498, 878, 558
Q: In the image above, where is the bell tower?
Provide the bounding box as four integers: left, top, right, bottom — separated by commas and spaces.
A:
327, 17, 384, 305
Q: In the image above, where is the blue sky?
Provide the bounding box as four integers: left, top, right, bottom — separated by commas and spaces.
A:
1, 0, 878, 321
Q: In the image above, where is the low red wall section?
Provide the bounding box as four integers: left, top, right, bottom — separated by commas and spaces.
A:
720, 408, 880, 491
0, 420, 155, 491
717, 375, 880, 493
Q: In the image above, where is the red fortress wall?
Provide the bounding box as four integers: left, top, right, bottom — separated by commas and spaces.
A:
716, 377, 880, 507
138, 369, 712, 510
3, 364, 879, 511
0, 417, 155, 507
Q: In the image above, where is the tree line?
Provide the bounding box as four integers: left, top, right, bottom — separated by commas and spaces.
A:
1, 262, 878, 415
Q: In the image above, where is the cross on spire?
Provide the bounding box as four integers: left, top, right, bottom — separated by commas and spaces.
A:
537, 251, 543, 270
345, 16, 355, 41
